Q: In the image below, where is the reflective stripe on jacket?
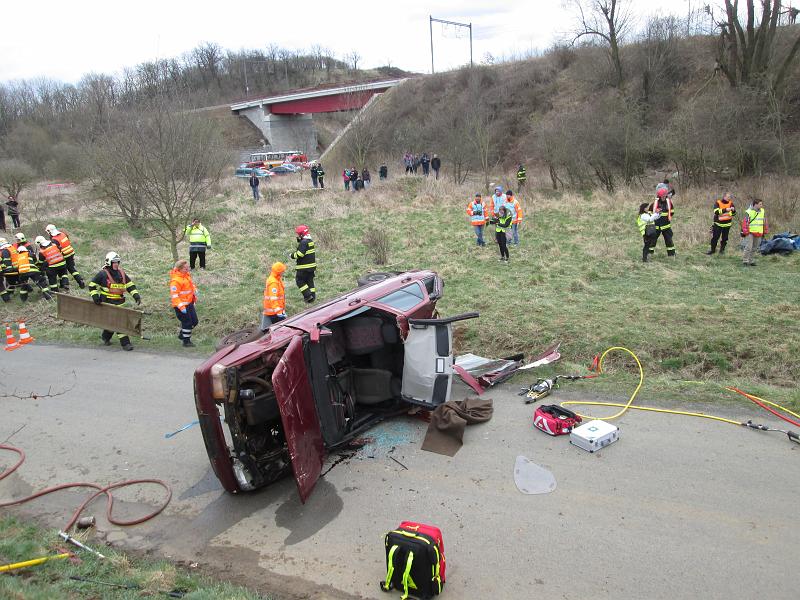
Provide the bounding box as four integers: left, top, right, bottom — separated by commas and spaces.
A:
169, 268, 197, 310
291, 237, 316, 270
467, 200, 487, 226
185, 224, 211, 249
39, 243, 65, 268
1, 247, 19, 274
507, 197, 523, 224
89, 267, 138, 304
17, 250, 30, 274
742, 208, 767, 237
263, 274, 285, 316
714, 199, 735, 226
51, 232, 75, 257
495, 214, 513, 233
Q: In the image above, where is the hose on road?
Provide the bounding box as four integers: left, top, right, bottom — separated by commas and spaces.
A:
0, 443, 172, 532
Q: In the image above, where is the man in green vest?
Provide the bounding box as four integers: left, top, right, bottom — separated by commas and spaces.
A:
184, 218, 212, 269
516, 164, 527, 190
740, 199, 767, 266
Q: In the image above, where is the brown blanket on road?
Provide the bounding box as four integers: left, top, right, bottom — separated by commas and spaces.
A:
421, 397, 494, 456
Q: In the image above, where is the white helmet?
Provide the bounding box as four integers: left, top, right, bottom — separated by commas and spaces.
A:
14, 232, 26, 242
0, 238, 8, 249
17, 245, 28, 253
104, 251, 121, 267
34, 235, 48, 247
45, 224, 59, 235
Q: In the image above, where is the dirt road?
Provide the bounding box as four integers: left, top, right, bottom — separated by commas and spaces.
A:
1, 344, 798, 599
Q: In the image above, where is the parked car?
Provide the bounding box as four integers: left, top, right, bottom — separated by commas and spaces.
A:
235, 164, 271, 178
193, 270, 477, 502
268, 164, 300, 175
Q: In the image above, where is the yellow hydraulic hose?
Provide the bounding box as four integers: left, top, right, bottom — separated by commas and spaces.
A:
0, 553, 71, 572
558, 346, 784, 427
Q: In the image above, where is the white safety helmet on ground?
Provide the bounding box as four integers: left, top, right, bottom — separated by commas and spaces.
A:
104, 251, 121, 267
34, 236, 48, 247
14, 232, 26, 242
45, 224, 59, 235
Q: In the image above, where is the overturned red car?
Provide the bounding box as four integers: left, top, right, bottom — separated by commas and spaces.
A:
193, 271, 477, 502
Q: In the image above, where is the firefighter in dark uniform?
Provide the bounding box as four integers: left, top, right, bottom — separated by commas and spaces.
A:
34, 235, 70, 292
316, 163, 325, 189
13, 235, 52, 301
88, 251, 141, 351
45, 224, 85, 288
651, 187, 676, 257
706, 192, 736, 255
290, 224, 316, 303
0, 237, 19, 302
516, 164, 527, 189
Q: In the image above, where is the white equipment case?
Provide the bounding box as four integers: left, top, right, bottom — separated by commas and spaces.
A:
569, 420, 619, 453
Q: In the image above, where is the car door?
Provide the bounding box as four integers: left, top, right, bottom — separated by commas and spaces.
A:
272, 335, 325, 503
401, 312, 479, 408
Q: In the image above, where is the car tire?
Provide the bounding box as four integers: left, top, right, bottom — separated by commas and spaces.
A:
357, 271, 401, 286
215, 325, 266, 351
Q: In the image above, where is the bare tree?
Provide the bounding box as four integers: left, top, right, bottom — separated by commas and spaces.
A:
0, 159, 36, 200
88, 101, 228, 259
346, 50, 362, 72
716, 0, 800, 96
570, 0, 630, 88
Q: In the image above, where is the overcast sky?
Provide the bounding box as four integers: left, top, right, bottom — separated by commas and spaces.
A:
2, 0, 699, 84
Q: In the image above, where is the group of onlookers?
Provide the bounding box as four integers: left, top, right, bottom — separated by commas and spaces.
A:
342, 167, 372, 191
403, 152, 441, 179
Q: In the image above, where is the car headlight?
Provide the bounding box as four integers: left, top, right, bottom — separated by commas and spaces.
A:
210, 363, 228, 400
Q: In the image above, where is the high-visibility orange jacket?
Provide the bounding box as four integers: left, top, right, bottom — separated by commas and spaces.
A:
263, 262, 287, 316
169, 268, 197, 310
16, 248, 31, 274
51, 232, 75, 257
39, 243, 65, 268
506, 196, 523, 224
466, 199, 487, 225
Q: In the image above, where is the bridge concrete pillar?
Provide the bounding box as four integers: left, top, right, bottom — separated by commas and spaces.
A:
237, 107, 318, 157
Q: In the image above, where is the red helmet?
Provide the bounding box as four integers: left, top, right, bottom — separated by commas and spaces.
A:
295, 225, 310, 236
656, 188, 668, 198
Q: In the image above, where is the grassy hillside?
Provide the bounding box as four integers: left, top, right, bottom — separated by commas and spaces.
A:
2, 173, 798, 411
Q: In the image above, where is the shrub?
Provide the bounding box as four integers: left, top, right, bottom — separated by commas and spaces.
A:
362, 226, 390, 265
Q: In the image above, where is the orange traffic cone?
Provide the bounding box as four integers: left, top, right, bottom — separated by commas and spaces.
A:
4, 323, 20, 351
17, 321, 34, 345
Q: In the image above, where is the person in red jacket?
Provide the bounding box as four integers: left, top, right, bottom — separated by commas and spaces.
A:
169, 259, 198, 347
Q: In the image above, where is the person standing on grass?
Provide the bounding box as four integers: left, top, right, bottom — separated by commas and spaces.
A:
349, 167, 358, 191
249, 172, 260, 201
261, 261, 287, 331
291, 224, 316, 303
184, 218, 211, 270
316, 163, 325, 189
431, 154, 441, 180
490, 207, 512, 262
741, 199, 768, 267
516, 165, 527, 190
362, 168, 371, 189
6, 196, 20, 229
170, 259, 198, 347
310, 164, 319, 188
379, 163, 388, 180
487, 186, 506, 220
421, 152, 431, 176
637, 203, 659, 262
505, 190, 523, 245
343, 168, 350, 191
651, 187, 676, 257
466, 193, 487, 247
0, 201, 5, 231
706, 192, 736, 255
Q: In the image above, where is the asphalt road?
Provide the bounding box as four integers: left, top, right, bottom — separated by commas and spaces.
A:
1, 344, 798, 599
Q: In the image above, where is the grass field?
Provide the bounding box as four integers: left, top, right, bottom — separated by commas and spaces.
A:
1, 172, 798, 410
0, 516, 266, 599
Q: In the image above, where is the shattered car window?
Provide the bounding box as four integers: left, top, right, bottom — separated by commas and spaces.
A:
376, 283, 424, 311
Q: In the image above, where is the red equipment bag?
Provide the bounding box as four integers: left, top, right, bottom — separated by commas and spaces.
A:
533, 404, 582, 436
381, 521, 446, 599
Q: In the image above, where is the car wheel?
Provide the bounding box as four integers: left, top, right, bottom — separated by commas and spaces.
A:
357, 271, 401, 286
216, 325, 265, 351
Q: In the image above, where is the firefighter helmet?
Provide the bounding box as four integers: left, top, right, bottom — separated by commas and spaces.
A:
34, 236, 48, 247
14, 232, 26, 242
295, 225, 310, 237
45, 224, 59, 235
104, 252, 121, 267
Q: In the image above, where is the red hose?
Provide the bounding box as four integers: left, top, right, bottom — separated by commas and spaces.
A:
0, 444, 172, 532
726, 387, 800, 428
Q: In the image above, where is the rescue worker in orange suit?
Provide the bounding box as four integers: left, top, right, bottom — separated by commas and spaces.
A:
45, 224, 85, 288
34, 235, 70, 292
170, 259, 198, 348
261, 262, 287, 331
650, 187, 676, 257
290, 225, 316, 303
0, 237, 20, 302
706, 192, 736, 255
505, 189, 523, 245
466, 193, 487, 246
88, 252, 141, 351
